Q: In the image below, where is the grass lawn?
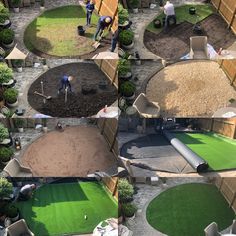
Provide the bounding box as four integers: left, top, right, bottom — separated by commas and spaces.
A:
16, 181, 118, 236
146, 183, 235, 236
146, 4, 215, 34
24, 5, 99, 57
173, 132, 236, 171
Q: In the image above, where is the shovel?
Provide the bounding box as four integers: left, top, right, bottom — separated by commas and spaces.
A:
34, 91, 52, 100
92, 31, 105, 49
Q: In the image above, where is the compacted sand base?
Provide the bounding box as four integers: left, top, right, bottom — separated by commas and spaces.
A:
146, 60, 236, 116
21, 126, 116, 176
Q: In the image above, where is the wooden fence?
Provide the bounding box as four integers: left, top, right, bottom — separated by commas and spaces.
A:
215, 178, 236, 212
95, 59, 118, 88
219, 59, 236, 88
197, 118, 236, 139
102, 177, 118, 199
97, 118, 118, 156
211, 0, 236, 34
95, 0, 118, 32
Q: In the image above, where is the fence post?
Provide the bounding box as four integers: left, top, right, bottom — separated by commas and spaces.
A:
228, 6, 236, 29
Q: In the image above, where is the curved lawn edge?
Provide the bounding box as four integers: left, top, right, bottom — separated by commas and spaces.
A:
146, 183, 235, 236
23, 5, 99, 57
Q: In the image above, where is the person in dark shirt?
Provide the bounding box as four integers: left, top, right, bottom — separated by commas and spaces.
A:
94, 16, 112, 41
58, 75, 74, 94
86, 0, 95, 26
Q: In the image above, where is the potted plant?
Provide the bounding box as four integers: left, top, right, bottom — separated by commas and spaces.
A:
0, 28, 15, 48
0, 178, 13, 200
118, 59, 132, 80
3, 88, 18, 108
11, 0, 21, 13
0, 63, 14, 87
118, 178, 134, 203
0, 123, 9, 143
6, 204, 19, 222
118, 3, 129, 28
40, 0, 45, 11
0, 147, 14, 165
12, 59, 23, 73
119, 29, 134, 50
122, 202, 137, 220
120, 81, 136, 100
0, 3, 11, 29
129, 0, 140, 14
15, 118, 25, 133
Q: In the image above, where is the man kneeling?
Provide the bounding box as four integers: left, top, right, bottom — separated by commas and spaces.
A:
18, 184, 36, 201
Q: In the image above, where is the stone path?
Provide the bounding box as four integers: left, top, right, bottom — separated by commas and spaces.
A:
128, 0, 216, 59
125, 177, 209, 236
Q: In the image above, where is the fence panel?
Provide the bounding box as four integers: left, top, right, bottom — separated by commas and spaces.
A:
102, 177, 118, 199
95, 0, 118, 32
211, 0, 236, 33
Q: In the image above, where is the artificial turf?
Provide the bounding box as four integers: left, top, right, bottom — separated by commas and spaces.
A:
146, 4, 215, 34
24, 5, 99, 57
146, 183, 235, 236
16, 181, 118, 236
173, 132, 236, 171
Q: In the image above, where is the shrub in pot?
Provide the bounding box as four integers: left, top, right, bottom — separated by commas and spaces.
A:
6, 204, 19, 221
119, 30, 134, 50
12, 59, 23, 73
0, 29, 15, 48
15, 118, 25, 133
118, 178, 134, 203
122, 202, 137, 219
0, 63, 14, 86
118, 3, 129, 27
0, 177, 13, 199
3, 88, 18, 107
0, 147, 14, 165
120, 81, 136, 99
0, 123, 9, 143
118, 59, 132, 79
129, 0, 140, 13
11, 0, 21, 13
0, 3, 10, 29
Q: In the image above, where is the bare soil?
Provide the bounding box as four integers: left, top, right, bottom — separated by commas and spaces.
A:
144, 14, 236, 60
21, 126, 117, 176
27, 62, 117, 117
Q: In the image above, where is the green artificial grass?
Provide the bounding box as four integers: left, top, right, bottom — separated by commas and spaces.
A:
173, 132, 236, 171
146, 4, 215, 34
146, 183, 235, 236
24, 5, 99, 56
16, 181, 118, 236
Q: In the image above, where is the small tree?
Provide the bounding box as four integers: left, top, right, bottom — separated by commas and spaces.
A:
118, 3, 129, 25
118, 59, 131, 77
118, 178, 134, 203
0, 3, 10, 24
0, 177, 13, 199
0, 123, 9, 142
0, 63, 13, 84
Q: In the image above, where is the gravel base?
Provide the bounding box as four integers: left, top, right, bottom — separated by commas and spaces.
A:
146, 60, 236, 117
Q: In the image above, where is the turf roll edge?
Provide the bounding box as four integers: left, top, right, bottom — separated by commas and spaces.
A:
163, 130, 208, 172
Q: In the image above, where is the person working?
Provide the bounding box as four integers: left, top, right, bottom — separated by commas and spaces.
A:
58, 75, 74, 94
94, 16, 112, 41
86, 0, 95, 26
163, 1, 176, 31
18, 184, 36, 201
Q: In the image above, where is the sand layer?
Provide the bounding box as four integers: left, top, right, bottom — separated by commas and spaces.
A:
146, 60, 236, 117
21, 126, 117, 176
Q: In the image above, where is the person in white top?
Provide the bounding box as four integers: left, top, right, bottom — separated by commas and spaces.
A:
163, 1, 176, 30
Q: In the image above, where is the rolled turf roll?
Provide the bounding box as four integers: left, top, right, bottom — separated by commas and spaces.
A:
163, 130, 208, 172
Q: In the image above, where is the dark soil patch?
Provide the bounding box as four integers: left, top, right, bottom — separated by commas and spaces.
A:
144, 14, 236, 60
28, 62, 117, 117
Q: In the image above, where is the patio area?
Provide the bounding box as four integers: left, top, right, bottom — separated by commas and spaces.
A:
122, 177, 235, 236
9, 0, 113, 59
